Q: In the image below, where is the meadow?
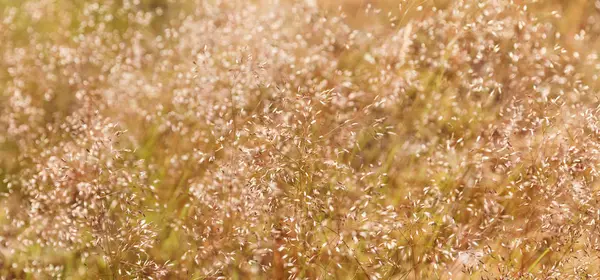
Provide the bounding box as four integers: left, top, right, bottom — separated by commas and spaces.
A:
2, 0, 600, 279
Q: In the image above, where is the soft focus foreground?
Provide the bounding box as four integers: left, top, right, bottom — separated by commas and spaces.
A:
1, 0, 600, 279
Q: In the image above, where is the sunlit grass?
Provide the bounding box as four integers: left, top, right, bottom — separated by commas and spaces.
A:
2, 0, 600, 279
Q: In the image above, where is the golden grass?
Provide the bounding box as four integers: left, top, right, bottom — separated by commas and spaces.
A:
2, 0, 600, 279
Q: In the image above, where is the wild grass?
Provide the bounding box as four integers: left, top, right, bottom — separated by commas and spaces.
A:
2, 0, 600, 279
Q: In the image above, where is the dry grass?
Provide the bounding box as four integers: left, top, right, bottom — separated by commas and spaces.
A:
2, 0, 600, 279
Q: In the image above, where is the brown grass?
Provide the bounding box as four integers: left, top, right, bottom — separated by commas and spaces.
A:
2, 0, 600, 279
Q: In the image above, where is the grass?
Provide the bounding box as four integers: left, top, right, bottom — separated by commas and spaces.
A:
2, 0, 600, 279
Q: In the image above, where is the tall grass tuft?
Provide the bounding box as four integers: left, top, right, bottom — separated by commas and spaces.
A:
2, 0, 600, 278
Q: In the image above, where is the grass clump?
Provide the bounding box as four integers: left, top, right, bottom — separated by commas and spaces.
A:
2, 0, 600, 279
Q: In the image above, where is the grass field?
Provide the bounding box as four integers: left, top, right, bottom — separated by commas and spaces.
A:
2, 0, 600, 279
